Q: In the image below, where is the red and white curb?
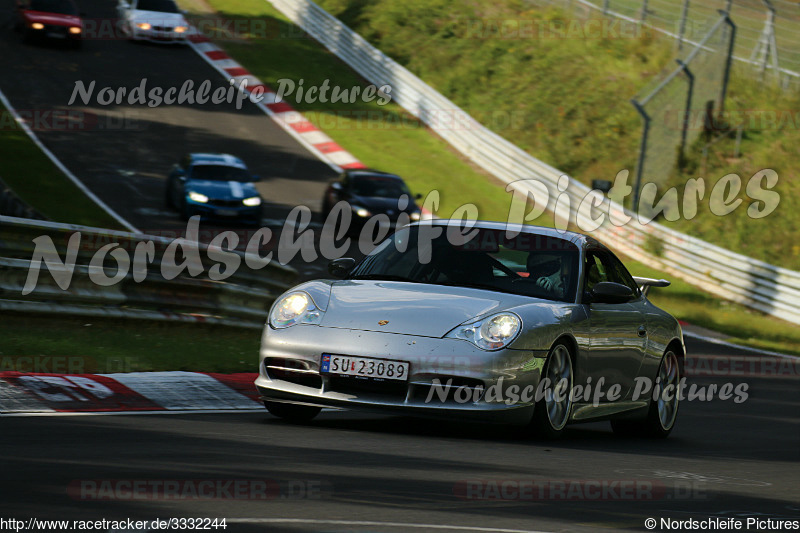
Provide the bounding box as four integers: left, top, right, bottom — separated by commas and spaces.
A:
185, 30, 366, 173
0, 372, 261, 414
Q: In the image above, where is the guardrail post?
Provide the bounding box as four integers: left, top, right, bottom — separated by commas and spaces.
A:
640, 0, 649, 24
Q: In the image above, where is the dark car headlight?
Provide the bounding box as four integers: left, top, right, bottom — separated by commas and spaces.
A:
188, 191, 209, 203
269, 292, 324, 329
446, 312, 521, 350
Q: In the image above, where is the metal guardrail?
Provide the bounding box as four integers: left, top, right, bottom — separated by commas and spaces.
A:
0, 215, 297, 328
269, 0, 800, 325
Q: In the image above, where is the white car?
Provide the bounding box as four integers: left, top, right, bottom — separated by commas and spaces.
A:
117, 0, 189, 43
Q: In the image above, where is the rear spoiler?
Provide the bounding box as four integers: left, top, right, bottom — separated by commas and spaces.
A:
633, 276, 670, 296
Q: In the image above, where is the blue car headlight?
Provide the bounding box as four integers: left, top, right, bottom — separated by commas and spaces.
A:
446, 312, 521, 351
188, 191, 209, 203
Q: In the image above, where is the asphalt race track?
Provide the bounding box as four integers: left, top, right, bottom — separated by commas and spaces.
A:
2, 336, 798, 532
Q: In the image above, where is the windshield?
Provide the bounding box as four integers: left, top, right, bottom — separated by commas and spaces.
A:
135, 0, 179, 13
351, 176, 411, 198
29, 0, 77, 14
189, 165, 252, 182
350, 226, 580, 302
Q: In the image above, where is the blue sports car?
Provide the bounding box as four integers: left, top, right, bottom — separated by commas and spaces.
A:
165, 153, 263, 225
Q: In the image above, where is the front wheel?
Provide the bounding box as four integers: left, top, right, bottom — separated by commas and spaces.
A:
611, 349, 681, 438
529, 341, 574, 439
264, 401, 321, 422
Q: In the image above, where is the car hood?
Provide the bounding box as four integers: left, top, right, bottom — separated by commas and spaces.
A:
186, 180, 259, 200
23, 10, 81, 26
320, 280, 529, 338
130, 10, 187, 25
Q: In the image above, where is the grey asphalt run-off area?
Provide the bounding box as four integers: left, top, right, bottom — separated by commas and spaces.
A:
1, 1, 799, 531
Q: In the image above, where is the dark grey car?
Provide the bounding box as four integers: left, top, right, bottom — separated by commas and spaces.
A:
256, 220, 684, 438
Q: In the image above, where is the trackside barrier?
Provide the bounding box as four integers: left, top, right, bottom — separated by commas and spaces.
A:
268, 0, 800, 325
0, 177, 46, 221
0, 215, 297, 328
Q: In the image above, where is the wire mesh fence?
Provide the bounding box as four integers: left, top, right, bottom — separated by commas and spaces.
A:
536, 0, 800, 87
631, 13, 735, 208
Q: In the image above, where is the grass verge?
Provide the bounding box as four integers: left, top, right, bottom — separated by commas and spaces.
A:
0, 314, 261, 373
0, 100, 124, 228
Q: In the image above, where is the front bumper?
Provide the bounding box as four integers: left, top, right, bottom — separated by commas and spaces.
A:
185, 201, 262, 223
256, 324, 548, 425
131, 27, 187, 43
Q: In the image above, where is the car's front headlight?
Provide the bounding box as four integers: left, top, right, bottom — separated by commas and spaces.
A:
242, 196, 261, 207
188, 191, 209, 203
446, 312, 521, 351
174, 25, 187, 33
69, 26, 81, 34
269, 292, 324, 329
31, 22, 45, 29
410, 211, 421, 221
136, 22, 151, 30
352, 205, 371, 218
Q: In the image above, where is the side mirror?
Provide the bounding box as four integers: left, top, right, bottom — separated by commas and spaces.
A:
590, 282, 634, 304
328, 258, 356, 279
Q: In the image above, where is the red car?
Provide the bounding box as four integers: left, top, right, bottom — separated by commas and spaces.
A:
15, 0, 83, 48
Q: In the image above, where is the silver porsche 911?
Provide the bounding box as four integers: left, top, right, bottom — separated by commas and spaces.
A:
255, 220, 684, 438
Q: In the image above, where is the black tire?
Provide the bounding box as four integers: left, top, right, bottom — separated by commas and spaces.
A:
611, 349, 681, 439
264, 401, 321, 422
529, 341, 574, 439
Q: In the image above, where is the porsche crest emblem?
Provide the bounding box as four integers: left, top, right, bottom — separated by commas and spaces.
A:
378, 320, 389, 326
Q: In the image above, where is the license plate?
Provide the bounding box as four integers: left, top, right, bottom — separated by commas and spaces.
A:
321, 354, 409, 381
47, 32, 66, 38
215, 209, 238, 217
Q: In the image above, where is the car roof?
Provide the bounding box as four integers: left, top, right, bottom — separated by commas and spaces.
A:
409, 219, 602, 249
345, 169, 403, 181
188, 153, 248, 169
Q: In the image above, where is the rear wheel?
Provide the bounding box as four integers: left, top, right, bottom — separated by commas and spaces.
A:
530, 341, 573, 439
264, 401, 321, 422
611, 349, 680, 438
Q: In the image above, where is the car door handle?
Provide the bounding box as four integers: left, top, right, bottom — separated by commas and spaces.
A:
637, 325, 647, 337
